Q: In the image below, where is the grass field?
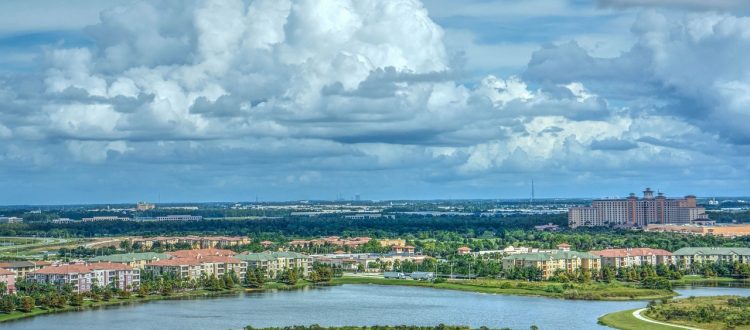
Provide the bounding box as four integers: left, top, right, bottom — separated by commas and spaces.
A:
671, 275, 750, 285
331, 276, 676, 301
598, 309, 683, 330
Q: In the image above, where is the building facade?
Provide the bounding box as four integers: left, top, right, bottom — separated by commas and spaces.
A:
672, 247, 750, 267
589, 248, 673, 268
503, 251, 601, 279
144, 249, 246, 281
89, 252, 172, 269
236, 252, 312, 278
0, 268, 15, 293
569, 188, 707, 228
27, 263, 140, 293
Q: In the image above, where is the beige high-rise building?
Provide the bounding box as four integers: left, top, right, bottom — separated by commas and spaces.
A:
569, 188, 707, 228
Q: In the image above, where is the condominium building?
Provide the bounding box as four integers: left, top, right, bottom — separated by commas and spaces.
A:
645, 224, 750, 238
27, 263, 140, 293
82, 216, 131, 222
569, 188, 707, 228
672, 247, 750, 267
379, 239, 406, 247
502, 251, 601, 279
0, 217, 22, 224
236, 252, 312, 278
311, 252, 428, 272
287, 236, 372, 248
144, 258, 203, 279
144, 249, 246, 280
0, 268, 15, 293
0, 260, 51, 279
130, 236, 250, 249
589, 248, 673, 268
166, 248, 235, 259
89, 252, 172, 269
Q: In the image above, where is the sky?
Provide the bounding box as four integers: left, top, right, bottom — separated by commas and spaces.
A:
1, 0, 750, 204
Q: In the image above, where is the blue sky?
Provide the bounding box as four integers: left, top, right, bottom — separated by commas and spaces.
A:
1, 0, 750, 204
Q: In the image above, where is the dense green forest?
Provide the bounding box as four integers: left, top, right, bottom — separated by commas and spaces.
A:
0, 215, 566, 237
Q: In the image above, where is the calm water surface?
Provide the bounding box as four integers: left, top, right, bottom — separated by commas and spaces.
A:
4, 284, 749, 330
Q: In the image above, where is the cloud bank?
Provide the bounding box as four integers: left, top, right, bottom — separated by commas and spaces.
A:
0, 0, 749, 203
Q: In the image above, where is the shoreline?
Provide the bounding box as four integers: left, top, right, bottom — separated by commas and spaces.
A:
0, 277, 698, 324
329, 277, 677, 301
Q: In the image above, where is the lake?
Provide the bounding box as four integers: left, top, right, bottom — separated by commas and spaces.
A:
4, 284, 749, 330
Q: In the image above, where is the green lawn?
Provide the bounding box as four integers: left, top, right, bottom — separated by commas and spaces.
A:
331, 277, 675, 301
671, 275, 749, 285
598, 309, 681, 330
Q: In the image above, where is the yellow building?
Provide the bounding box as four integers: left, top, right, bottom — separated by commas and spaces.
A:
503, 251, 601, 279
379, 239, 406, 247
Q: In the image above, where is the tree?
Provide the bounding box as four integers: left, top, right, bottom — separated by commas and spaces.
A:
101, 289, 111, 301
69, 293, 84, 306
281, 268, 299, 285
19, 296, 34, 313
0, 295, 16, 313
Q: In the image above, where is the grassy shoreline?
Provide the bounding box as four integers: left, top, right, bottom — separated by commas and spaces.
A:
671, 275, 750, 285
330, 277, 676, 301
0, 277, 676, 323
597, 309, 681, 330
0, 283, 305, 323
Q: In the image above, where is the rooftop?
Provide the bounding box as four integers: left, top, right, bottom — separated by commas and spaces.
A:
589, 248, 672, 258
503, 251, 598, 261
89, 252, 171, 263
673, 247, 750, 256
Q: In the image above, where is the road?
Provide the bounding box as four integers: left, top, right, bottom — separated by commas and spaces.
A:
632, 308, 704, 330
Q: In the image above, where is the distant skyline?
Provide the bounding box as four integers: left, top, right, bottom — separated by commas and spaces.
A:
1, 0, 750, 204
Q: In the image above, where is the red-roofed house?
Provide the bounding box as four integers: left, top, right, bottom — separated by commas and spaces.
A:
457, 247, 471, 255
589, 248, 673, 268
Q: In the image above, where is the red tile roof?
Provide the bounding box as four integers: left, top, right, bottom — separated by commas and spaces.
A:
167, 248, 236, 258
0, 269, 14, 275
88, 262, 136, 271
148, 258, 202, 267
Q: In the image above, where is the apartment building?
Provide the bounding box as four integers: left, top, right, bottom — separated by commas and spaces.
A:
130, 236, 249, 249
144, 249, 246, 280
311, 251, 427, 272
569, 188, 707, 228
236, 252, 312, 278
672, 247, 750, 267
589, 248, 673, 268
288, 236, 372, 248
27, 263, 140, 293
166, 248, 236, 259
503, 251, 601, 279
379, 239, 406, 247
89, 252, 172, 269
0, 268, 15, 293
144, 258, 204, 279
645, 224, 750, 238
0, 260, 51, 279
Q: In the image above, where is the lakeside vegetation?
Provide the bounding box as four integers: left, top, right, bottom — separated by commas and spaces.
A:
331, 277, 675, 301
244, 325, 540, 330
644, 296, 750, 330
